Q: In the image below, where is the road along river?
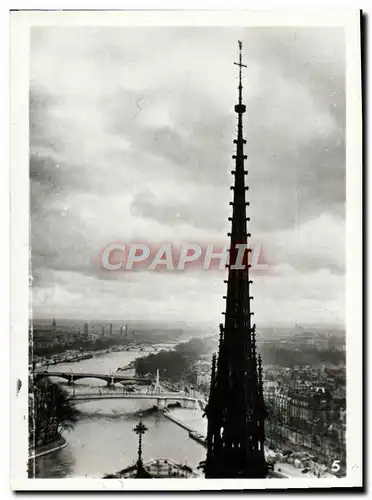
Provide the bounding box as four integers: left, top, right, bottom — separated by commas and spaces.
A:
32, 349, 207, 478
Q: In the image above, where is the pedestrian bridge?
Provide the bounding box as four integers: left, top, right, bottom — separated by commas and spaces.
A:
35, 371, 152, 386
69, 391, 203, 410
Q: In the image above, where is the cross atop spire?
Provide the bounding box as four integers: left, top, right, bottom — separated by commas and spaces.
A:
133, 419, 148, 437
234, 40, 247, 107
132, 419, 152, 478
133, 419, 148, 465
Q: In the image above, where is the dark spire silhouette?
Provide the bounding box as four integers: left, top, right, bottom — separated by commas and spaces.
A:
203, 41, 268, 479
133, 419, 152, 478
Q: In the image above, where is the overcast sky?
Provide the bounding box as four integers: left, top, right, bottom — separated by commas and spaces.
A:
30, 26, 345, 329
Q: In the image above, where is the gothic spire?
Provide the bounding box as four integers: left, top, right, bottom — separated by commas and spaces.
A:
203, 41, 267, 479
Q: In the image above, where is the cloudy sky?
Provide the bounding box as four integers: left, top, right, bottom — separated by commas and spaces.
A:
30, 26, 345, 329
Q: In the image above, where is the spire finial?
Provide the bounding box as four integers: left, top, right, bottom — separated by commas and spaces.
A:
133, 419, 148, 465
234, 40, 247, 106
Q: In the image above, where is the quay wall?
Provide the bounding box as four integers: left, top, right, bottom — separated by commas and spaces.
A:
29, 435, 67, 460
164, 411, 197, 434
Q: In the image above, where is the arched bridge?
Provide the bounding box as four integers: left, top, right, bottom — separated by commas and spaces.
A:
69, 391, 204, 411
35, 371, 153, 386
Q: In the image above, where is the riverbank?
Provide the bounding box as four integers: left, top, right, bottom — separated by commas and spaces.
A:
37, 341, 174, 370
29, 435, 67, 460
164, 411, 208, 450
164, 408, 207, 443
33, 348, 207, 478
164, 411, 196, 433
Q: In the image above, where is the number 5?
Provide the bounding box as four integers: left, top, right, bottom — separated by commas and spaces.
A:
331, 460, 340, 472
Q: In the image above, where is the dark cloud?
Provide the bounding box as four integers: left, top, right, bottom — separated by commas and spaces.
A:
29, 26, 346, 325
130, 187, 227, 231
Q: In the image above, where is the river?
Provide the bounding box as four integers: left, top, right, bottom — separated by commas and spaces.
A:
32, 349, 207, 478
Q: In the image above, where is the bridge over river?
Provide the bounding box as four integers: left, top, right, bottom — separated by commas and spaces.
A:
35, 370, 152, 386
36, 369, 206, 411
69, 391, 204, 410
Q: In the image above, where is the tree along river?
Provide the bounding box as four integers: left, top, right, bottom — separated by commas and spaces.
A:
32, 349, 207, 478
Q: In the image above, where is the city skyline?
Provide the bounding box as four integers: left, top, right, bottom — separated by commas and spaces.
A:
30, 27, 345, 327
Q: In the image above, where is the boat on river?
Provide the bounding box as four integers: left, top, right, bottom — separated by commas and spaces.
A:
189, 431, 207, 448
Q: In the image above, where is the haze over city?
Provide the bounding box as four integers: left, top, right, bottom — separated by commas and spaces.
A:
30, 27, 345, 328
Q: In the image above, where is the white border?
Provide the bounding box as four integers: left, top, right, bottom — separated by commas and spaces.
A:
10, 9, 363, 490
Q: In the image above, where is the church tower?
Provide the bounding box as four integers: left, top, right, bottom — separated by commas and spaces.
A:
203, 41, 267, 479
